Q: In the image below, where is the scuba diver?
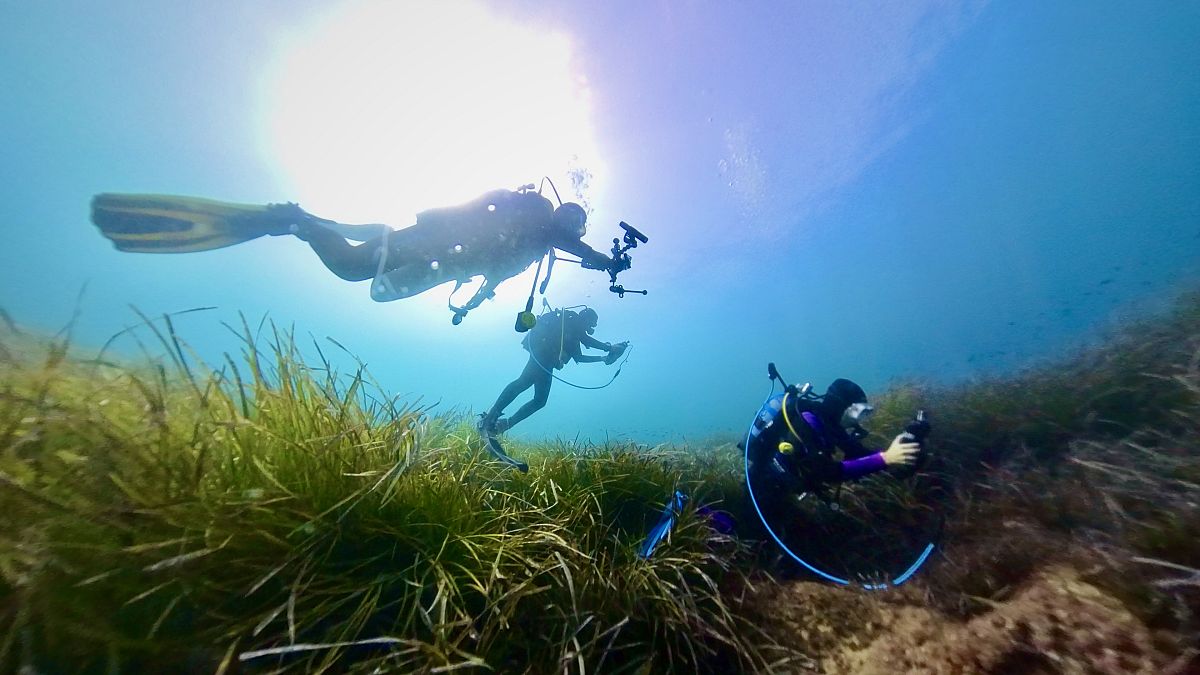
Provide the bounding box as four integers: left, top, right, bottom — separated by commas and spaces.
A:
746, 376, 922, 517
480, 306, 627, 438
742, 369, 943, 587
90, 182, 648, 324
642, 374, 939, 578
471, 305, 626, 473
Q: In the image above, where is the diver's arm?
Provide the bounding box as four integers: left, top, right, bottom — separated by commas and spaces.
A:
580, 334, 611, 351
839, 435, 919, 480
555, 238, 612, 271
831, 427, 885, 478
839, 454, 887, 480
573, 354, 606, 364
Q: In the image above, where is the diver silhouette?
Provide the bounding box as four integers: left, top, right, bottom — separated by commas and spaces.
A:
479, 307, 627, 436
91, 184, 639, 324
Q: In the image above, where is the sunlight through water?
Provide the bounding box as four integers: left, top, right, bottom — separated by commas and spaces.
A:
258, 1, 604, 229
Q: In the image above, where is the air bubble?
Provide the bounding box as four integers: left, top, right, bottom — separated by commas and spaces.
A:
487, 204, 496, 212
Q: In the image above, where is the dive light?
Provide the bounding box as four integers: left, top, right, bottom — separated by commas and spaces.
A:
514, 297, 537, 332
619, 221, 648, 244
515, 311, 536, 332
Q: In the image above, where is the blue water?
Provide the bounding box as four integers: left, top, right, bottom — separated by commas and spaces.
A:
1, 1, 1197, 443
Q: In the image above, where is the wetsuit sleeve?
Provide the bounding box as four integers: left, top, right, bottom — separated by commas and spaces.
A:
833, 427, 886, 480
580, 334, 609, 351
554, 237, 612, 270
840, 454, 887, 480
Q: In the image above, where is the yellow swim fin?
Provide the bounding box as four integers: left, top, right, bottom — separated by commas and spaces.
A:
90, 193, 304, 253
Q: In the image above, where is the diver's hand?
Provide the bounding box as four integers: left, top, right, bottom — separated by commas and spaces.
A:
580, 257, 613, 273
882, 434, 921, 466
580, 252, 615, 272
610, 255, 633, 276
603, 341, 629, 365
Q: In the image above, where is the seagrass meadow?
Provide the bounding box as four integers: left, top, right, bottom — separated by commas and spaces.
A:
2, 291, 1200, 673
6, 2, 1200, 673
0, 313, 783, 673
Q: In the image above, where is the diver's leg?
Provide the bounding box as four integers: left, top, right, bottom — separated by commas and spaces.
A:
301, 214, 390, 242
483, 359, 540, 427
296, 226, 383, 282
372, 262, 446, 300
297, 216, 428, 283
504, 363, 552, 431
446, 275, 499, 324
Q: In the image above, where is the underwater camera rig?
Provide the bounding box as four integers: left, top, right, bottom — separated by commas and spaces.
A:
890, 409, 932, 478
904, 410, 931, 445
607, 221, 648, 298
511, 219, 650, 332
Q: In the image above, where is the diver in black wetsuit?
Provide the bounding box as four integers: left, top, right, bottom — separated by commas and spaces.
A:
290, 187, 615, 320
479, 307, 625, 435
746, 378, 922, 517
91, 185, 646, 325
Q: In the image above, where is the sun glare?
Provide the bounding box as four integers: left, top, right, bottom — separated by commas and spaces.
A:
259, 1, 604, 227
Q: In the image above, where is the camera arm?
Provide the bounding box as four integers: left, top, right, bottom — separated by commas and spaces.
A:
606, 221, 649, 297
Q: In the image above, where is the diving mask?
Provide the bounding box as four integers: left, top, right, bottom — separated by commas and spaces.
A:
841, 402, 875, 428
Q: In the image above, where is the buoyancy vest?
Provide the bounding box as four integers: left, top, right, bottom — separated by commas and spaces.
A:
521, 309, 583, 369
748, 393, 841, 487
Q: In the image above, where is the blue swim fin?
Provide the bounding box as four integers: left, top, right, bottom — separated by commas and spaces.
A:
638, 490, 688, 559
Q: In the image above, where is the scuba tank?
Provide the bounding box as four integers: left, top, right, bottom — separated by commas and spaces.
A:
521, 307, 579, 368
746, 370, 845, 497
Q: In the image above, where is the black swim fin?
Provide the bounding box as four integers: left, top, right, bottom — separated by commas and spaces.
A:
90, 193, 305, 253
476, 416, 528, 473
484, 435, 529, 473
